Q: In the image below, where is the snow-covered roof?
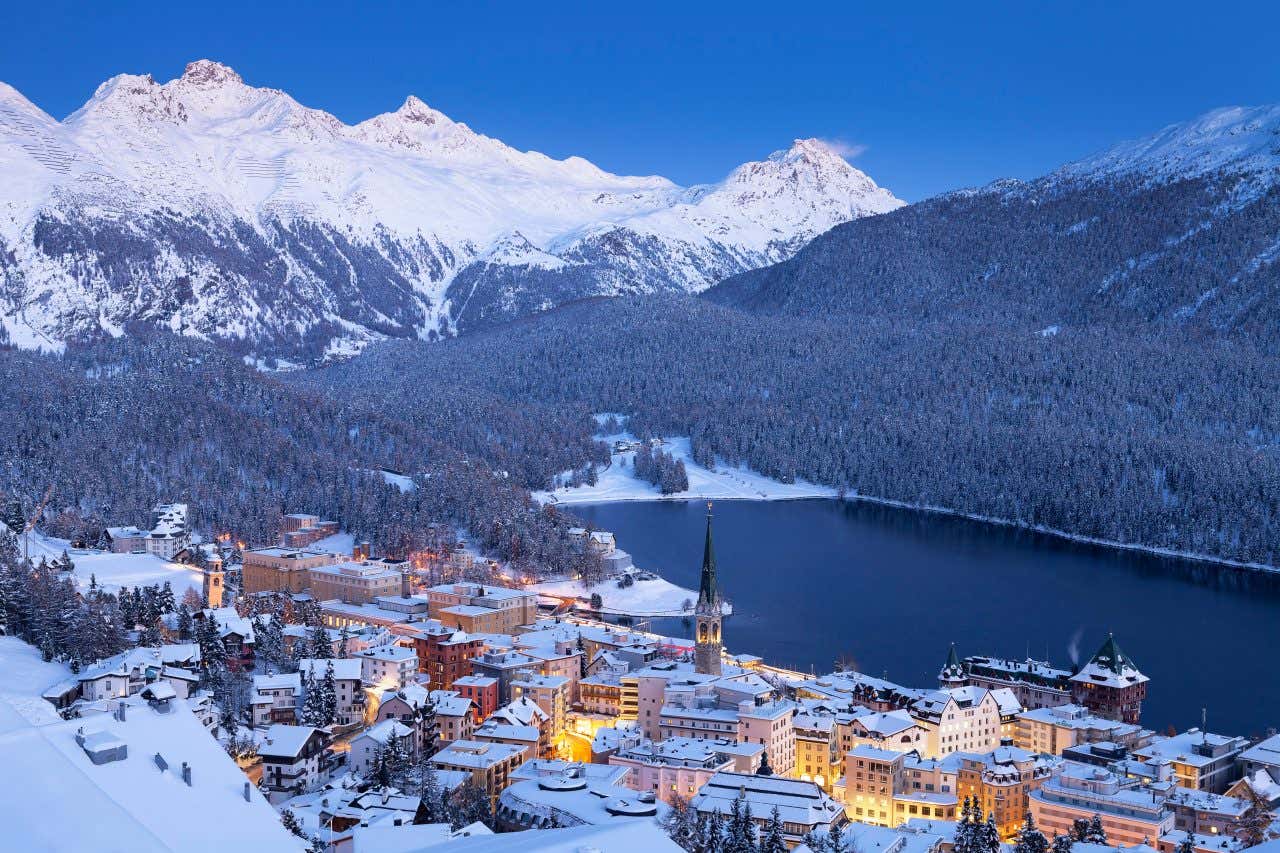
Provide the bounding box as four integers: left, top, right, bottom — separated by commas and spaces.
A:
299, 658, 363, 681
433, 740, 525, 770
0, 637, 299, 852
260, 724, 324, 759
690, 771, 845, 829
254, 672, 301, 692
421, 820, 682, 852
476, 721, 540, 743
356, 718, 414, 746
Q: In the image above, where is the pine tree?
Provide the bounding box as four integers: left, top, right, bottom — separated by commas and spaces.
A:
1070, 819, 1091, 843
954, 796, 977, 853
319, 660, 338, 726
825, 822, 848, 853
1052, 834, 1074, 853
978, 812, 1002, 853
157, 581, 176, 614
1083, 815, 1107, 845
280, 808, 307, 839
1014, 811, 1049, 853
760, 807, 788, 853
176, 604, 194, 641
337, 624, 350, 659
662, 793, 700, 852
1175, 837, 1195, 853
447, 779, 492, 830
1233, 784, 1275, 848
705, 809, 726, 853
309, 624, 332, 659
300, 669, 326, 727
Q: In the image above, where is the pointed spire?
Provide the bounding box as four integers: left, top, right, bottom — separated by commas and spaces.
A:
698, 502, 717, 607
756, 747, 773, 777
1091, 632, 1137, 675
940, 642, 965, 683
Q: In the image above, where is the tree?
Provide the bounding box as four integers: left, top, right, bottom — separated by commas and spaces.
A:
662, 793, 700, 852
1014, 811, 1049, 853
319, 660, 338, 726
308, 624, 332, 659
337, 624, 351, 659
589, 593, 603, 610
977, 812, 1002, 853
1233, 784, 1276, 848
1175, 837, 1196, 853
1051, 834, 1074, 853
824, 823, 848, 853
760, 807, 788, 853
954, 796, 978, 853
300, 669, 326, 727
280, 808, 307, 839
447, 779, 492, 830
1083, 815, 1107, 845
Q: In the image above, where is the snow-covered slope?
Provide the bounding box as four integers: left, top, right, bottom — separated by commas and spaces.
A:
0, 60, 901, 355
1056, 104, 1280, 185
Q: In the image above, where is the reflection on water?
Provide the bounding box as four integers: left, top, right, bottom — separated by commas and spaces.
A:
574, 498, 1280, 737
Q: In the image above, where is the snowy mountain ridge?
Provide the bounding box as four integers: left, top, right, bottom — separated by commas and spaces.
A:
0, 60, 901, 355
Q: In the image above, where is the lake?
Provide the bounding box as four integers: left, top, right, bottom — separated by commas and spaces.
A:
571, 498, 1280, 737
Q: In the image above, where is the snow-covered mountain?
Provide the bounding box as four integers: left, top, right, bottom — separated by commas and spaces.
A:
711, 103, 1280, 339
0, 60, 902, 355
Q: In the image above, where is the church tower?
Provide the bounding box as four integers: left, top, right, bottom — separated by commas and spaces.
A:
939, 643, 966, 687
202, 552, 225, 609
694, 503, 723, 676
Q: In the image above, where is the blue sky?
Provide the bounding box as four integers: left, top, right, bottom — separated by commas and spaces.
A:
3, 1, 1277, 200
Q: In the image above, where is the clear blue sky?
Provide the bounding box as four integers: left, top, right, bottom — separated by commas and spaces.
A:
3, 1, 1278, 200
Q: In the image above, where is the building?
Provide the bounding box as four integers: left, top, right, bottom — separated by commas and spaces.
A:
911, 687, 1004, 758
470, 651, 542, 705
690, 770, 848, 848
426, 582, 538, 634
1240, 734, 1280, 786
298, 658, 365, 727
280, 513, 340, 548
432, 740, 526, 802
454, 675, 499, 721
1132, 730, 1249, 793
955, 743, 1056, 838
842, 709, 929, 755
105, 503, 191, 559
1069, 635, 1149, 724
1015, 703, 1153, 754
950, 649, 1074, 711
250, 672, 301, 726
843, 745, 907, 827
432, 690, 478, 745
795, 712, 840, 790
1030, 763, 1176, 846
693, 504, 724, 677
242, 546, 339, 595
349, 718, 415, 777
409, 624, 485, 691
307, 559, 405, 605
609, 737, 736, 804
356, 644, 419, 689
374, 684, 440, 755
495, 762, 666, 831
739, 700, 798, 778
475, 720, 542, 763
512, 672, 570, 752
259, 725, 332, 800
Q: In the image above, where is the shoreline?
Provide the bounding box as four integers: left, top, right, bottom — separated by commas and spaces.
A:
569, 490, 1280, 578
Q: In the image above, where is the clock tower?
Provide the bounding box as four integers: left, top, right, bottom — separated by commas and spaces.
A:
694, 503, 723, 676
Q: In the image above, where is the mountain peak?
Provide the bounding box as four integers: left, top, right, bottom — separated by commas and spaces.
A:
180, 60, 243, 87
394, 95, 452, 126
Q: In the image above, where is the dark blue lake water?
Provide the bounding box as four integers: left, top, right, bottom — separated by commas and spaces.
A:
572, 498, 1279, 737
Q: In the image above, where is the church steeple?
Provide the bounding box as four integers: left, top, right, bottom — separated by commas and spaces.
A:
939, 642, 965, 686
698, 502, 717, 608
694, 502, 723, 676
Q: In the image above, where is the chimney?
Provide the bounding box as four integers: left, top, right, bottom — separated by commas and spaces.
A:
116, 702, 127, 722
181, 762, 192, 786
402, 571, 411, 599
243, 781, 252, 802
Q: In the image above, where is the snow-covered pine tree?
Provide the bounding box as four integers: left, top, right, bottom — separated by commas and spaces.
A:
978, 812, 1002, 853
337, 624, 350, 659
447, 779, 492, 830
760, 807, 788, 853
1083, 815, 1108, 845
309, 624, 332, 659
280, 808, 307, 839
300, 669, 326, 727
320, 660, 338, 726
1014, 811, 1049, 853
1052, 833, 1074, 853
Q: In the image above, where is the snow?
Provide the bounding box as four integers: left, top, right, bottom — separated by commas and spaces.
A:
532, 573, 729, 619
1057, 104, 1280, 185
21, 528, 202, 597
311, 531, 356, 555
380, 470, 416, 493
424, 820, 682, 852
0, 636, 302, 852
0, 60, 902, 348
534, 431, 838, 505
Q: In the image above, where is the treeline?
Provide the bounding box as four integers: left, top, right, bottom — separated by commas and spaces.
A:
316, 294, 1280, 568
0, 331, 601, 578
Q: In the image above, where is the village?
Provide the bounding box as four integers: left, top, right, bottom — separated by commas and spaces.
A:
2, 502, 1279, 853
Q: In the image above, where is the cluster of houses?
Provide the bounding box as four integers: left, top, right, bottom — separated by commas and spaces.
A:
25, 506, 1280, 853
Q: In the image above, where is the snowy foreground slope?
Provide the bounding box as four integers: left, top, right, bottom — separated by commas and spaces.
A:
0, 636, 301, 852
0, 59, 901, 355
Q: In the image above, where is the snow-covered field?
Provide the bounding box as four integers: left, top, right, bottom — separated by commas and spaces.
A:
532, 572, 729, 619
21, 529, 202, 597
534, 432, 838, 506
